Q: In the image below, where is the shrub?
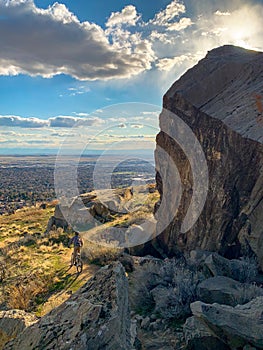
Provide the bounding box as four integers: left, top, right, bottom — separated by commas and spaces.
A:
240, 282, 263, 304
6, 273, 47, 310
130, 258, 203, 320
82, 240, 122, 266
155, 259, 201, 320
232, 256, 258, 283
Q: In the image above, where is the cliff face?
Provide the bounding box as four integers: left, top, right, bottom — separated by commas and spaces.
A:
155, 45, 263, 267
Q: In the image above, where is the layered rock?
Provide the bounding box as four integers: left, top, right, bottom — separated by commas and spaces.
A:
154, 45, 263, 268
5, 262, 131, 350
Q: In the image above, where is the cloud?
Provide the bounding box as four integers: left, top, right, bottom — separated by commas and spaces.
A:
49, 116, 104, 128
166, 17, 193, 31
131, 124, 144, 129
1, 0, 263, 85
214, 10, 231, 16
118, 123, 126, 128
0, 115, 48, 128
0, 0, 154, 80
149, 0, 186, 26
0, 114, 104, 128
156, 54, 195, 71
106, 5, 140, 27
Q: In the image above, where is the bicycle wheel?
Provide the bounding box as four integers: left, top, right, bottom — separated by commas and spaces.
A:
75, 255, 83, 273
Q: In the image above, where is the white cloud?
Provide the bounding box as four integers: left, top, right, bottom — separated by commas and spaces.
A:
106, 5, 140, 27
214, 10, 231, 16
1, 0, 263, 84
0, 1, 154, 80
49, 116, 104, 128
0, 115, 48, 128
156, 54, 194, 71
0, 114, 104, 128
131, 124, 144, 129
149, 0, 186, 26
166, 17, 193, 31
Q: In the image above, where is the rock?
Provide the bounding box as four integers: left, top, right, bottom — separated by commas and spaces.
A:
183, 316, 230, 350
203, 253, 257, 282
5, 262, 131, 350
154, 45, 263, 269
191, 296, 263, 349
0, 310, 37, 350
119, 253, 135, 272
141, 316, 150, 330
189, 250, 211, 265
197, 276, 263, 306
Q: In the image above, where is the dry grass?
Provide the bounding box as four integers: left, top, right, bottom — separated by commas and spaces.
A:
0, 184, 159, 313
82, 240, 122, 266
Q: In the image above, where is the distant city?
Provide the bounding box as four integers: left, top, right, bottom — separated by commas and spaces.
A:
0, 155, 155, 215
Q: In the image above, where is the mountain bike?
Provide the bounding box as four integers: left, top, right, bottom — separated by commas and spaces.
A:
71, 252, 83, 274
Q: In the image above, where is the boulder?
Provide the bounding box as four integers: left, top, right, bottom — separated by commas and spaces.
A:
197, 276, 263, 306
189, 250, 211, 265
191, 297, 263, 349
154, 45, 263, 269
203, 253, 257, 282
0, 310, 37, 350
183, 316, 230, 350
5, 262, 131, 350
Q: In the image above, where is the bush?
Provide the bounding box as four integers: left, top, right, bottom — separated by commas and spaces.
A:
131, 258, 204, 320
81, 240, 122, 266
6, 273, 47, 310
233, 256, 258, 283
155, 259, 202, 320
240, 282, 263, 304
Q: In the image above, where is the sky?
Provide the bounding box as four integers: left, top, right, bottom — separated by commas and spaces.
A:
0, 0, 263, 155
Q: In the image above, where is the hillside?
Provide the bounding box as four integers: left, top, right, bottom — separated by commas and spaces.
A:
0, 184, 159, 316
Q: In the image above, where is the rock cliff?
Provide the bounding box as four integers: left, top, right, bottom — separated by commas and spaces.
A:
154, 45, 263, 268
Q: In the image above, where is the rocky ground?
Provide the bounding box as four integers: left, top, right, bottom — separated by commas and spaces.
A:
1, 251, 263, 349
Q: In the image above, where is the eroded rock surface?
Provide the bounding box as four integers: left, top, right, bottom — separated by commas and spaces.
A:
5, 262, 131, 350
154, 45, 263, 268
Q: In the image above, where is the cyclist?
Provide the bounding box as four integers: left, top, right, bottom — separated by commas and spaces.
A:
69, 231, 83, 266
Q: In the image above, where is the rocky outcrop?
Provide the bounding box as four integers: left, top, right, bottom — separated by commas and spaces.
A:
0, 310, 37, 350
197, 276, 263, 306
46, 185, 157, 234
203, 253, 257, 282
154, 45, 263, 268
191, 297, 263, 349
5, 262, 131, 350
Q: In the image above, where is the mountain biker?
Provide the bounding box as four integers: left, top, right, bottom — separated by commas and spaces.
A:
69, 231, 83, 266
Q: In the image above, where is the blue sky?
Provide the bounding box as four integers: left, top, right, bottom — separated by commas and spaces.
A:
1, 0, 263, 154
